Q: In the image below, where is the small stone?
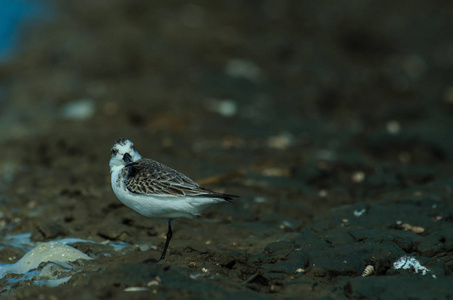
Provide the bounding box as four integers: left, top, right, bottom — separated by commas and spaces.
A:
206, 99, 237, 117
269, 284, 283, 293
410, 226, 425, 234
401, 223, 412, 231
386, 120, 401, 135
352, 171, 365, 183
267, 132, 294, 150
318, 190, 328, 197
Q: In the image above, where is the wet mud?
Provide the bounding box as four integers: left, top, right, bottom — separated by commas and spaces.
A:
0, 0, 453, 299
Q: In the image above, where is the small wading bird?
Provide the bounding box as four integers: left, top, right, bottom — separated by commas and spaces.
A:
109, 138, 238, 261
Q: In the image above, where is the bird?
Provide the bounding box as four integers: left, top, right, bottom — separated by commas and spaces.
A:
109, 138, 238, 261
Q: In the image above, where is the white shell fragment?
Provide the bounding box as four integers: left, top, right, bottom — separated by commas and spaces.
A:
397, 222, 425, 234
124, 287, 149, 292
147, 276, 162, 286
393, 256, 429, 275
362, 265, 374, 277
353, 209, 366, 217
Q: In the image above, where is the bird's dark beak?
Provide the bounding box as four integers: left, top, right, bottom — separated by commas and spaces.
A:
123, 153, 133, 163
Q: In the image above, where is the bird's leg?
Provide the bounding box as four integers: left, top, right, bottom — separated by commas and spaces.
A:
159, 219, 173, 261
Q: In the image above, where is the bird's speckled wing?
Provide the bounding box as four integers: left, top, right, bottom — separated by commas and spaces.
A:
124, 158, 236, 201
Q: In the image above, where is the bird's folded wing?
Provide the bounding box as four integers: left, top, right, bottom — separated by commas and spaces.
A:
124, 159, 232, 199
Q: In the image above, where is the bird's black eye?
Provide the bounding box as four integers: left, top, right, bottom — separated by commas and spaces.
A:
111, 148, 119, 156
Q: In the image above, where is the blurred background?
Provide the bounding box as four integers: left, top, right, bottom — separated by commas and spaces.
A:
0, 0, 452, 189
1, 1, 452, 143
0, 0, 452, 222
0, 0, 453, 297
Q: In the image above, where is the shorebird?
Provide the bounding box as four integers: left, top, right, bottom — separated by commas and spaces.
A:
109, 138, 238, 261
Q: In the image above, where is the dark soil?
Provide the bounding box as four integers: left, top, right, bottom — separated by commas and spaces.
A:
0, 0, 453, 299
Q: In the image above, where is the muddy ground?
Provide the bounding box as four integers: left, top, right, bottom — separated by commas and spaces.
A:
0, 0, 453, 299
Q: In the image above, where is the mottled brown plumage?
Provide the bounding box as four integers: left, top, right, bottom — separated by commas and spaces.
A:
124, 158, 237, 201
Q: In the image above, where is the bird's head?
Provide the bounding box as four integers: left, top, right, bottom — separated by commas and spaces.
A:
109, 138, 142, 172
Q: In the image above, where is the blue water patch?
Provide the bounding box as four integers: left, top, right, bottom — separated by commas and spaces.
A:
0, 0, 51, 61
0, 232, 33, 251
